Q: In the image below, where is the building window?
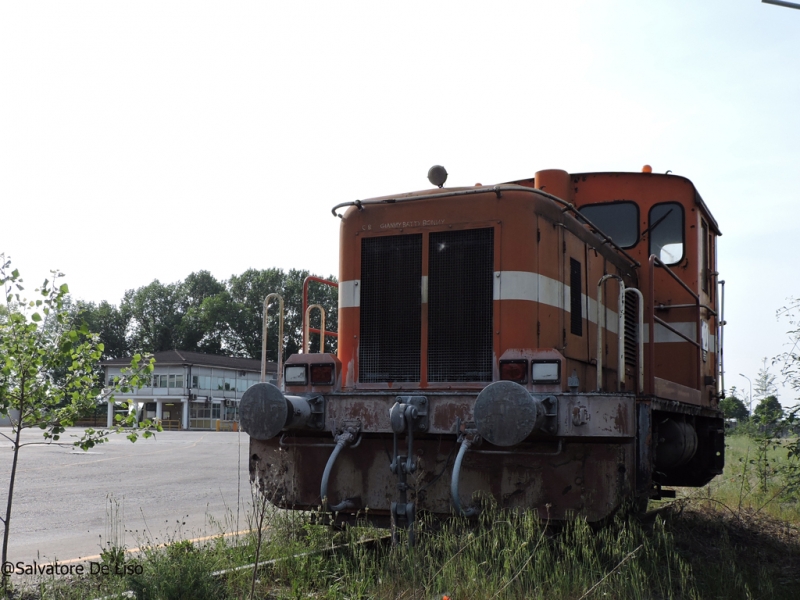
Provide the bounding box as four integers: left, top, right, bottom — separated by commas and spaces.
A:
212, 404, 221, 419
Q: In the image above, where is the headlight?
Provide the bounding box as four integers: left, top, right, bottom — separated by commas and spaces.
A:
284, 365, 307, 385
531, 361, 560, 383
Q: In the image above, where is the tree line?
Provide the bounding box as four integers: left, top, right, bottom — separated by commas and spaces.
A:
73, 268, 338, 362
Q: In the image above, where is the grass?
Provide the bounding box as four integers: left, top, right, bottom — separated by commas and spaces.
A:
10, 433, 800, 600
677, 433, 800, 523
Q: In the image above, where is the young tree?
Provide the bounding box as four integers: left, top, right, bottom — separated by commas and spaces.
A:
777, 296, 800, 400
0, 256, 159, 589
753, 358, 779, 404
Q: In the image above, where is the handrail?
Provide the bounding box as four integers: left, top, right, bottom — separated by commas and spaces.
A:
648, 255, 702, 393
596, 274, 625, 392
653, 316, 700, 348
331, 184, 640, 269
302, 276, 339, 346
655, 302, 717, 317
304, 304, 326, 353
262, 293, 284, 388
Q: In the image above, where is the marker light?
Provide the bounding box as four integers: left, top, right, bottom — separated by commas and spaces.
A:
310, 364, 335, 385
642, 165, 653, 173
499, 360, 528, 383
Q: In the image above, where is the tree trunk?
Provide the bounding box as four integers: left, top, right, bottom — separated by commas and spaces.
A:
2, 390, 24, 592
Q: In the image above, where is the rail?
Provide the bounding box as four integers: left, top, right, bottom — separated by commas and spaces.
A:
302, 275, 339, 351
596, 275, 625, 392
304, 304, 327, 353
648, 254, 702, 394
262, 293, 284, 387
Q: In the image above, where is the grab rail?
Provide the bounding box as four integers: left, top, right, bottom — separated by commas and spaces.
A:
302, 276, 339, 349
261, 293, 284, 387
304, 304, 327, 353
596, 274, 626, 392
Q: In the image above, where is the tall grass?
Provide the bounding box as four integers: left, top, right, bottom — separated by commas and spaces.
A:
16, 434, 800, 599
675, 433, 800, 523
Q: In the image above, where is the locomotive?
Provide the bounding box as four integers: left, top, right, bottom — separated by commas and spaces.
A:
240, 166, 724, 533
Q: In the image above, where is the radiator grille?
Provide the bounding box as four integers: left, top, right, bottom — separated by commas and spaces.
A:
428, 228, 494, 382
624, 291, 638, 368
359, 234, 422, 382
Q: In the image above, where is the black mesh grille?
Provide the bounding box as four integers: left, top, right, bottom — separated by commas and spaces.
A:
428, 228, 494, 382
570, 258, 583, 336
624, 291, 638, 368
359, 234, 422, 382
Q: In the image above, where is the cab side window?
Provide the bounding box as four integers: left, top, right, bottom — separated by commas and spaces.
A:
648, 202, 684, 265
579, 201, 639, 248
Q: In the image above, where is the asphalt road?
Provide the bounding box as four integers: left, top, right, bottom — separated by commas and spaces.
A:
0, 428, 253, 565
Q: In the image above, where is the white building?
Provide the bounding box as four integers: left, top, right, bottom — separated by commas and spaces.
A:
101, 350, 276, 430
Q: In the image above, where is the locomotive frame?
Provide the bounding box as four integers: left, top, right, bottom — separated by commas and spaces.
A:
240, 167, 725, 535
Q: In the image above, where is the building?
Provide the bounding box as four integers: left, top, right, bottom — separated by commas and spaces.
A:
101, 350, 276, 430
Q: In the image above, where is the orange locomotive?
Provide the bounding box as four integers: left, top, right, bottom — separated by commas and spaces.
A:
241, 166, 724, 533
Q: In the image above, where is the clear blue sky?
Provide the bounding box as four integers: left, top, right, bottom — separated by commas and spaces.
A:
2, 1, 798, 406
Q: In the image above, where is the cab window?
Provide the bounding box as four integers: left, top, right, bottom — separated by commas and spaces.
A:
579, 201, 639, 248
648, 202, 684, 265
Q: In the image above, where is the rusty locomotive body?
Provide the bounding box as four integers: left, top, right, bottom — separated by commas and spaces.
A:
241, 167, 724, 529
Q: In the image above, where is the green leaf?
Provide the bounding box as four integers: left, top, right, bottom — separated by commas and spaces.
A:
31, 312, 42, 322
59, 283, 69, 294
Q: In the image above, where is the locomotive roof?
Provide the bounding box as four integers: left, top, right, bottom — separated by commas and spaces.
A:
569, 171, 721, 236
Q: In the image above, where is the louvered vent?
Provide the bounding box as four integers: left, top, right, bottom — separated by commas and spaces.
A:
624, 291, 638, 368
428, 228, 494, 382
359, 234, 422, 383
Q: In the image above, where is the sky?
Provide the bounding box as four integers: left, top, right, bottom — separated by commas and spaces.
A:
1, 1, 799, 407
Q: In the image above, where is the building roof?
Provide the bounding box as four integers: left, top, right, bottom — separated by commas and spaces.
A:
101, 350, 275, 373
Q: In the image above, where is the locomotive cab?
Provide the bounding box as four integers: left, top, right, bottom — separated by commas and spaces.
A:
241, 166, 725, 530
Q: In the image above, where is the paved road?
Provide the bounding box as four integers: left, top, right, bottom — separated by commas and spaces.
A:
0, 428, 252, 565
